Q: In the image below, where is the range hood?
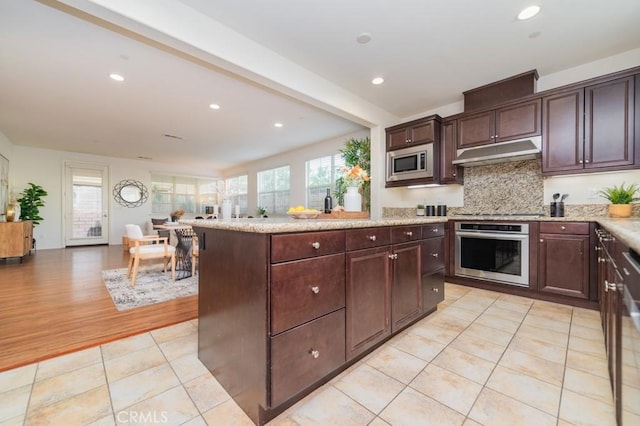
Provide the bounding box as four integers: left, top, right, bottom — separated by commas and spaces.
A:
452, 136, 542, 167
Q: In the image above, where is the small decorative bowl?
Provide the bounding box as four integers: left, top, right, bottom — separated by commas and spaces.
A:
287, 211, 321, 219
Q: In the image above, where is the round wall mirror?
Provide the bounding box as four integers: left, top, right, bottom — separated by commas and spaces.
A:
113, 179, 148, 208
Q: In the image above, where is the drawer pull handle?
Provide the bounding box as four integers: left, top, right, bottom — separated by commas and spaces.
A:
561, 225, 566, 231
368, 235, 377, 241
432, 288, 439, 292
405, 231, 413, 237
431, 253, 438, 258
310, 349, 320, 359
311, 242, 320, 249
311, 286, 320, 294
432, 228, 439, 233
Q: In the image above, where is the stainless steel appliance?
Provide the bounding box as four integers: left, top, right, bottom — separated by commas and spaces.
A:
386, 144, 434, 183
620, 249, 640, 424
455, 222, 529, 287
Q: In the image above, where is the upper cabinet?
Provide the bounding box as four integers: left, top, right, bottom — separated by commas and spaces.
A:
439, 119, 463, 184
542, 75, 636, 175
386, 116, 438, 151
457, 99, 542, 149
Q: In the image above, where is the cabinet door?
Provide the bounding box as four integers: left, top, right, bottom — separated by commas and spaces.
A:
387, 127, 409, 150
542, 89, 585, 173
346, 246, 391, 360
585, 76, 635, 169
538, 233, 590, 299
457, 110, 494, 148
440, 119, 462, 183
495, 99, 541, 142
409, 119, 436, 146
391, 242, 422, 332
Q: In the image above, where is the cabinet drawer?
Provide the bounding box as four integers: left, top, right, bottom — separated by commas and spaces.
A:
345, 227, 391, 251
271, 231, 345, 263
539, 222, 589, 235
422, 223, 445, 238
422, 237, 444, 273
271, 254, 346, 335
270, 309, 345, 407
423, 271, 444, 312
391, 225, 422, 243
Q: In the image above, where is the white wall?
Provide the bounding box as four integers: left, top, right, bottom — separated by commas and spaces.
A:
222, 129, 370, 215
380, 48, 640, 209
8, 144, 219, 250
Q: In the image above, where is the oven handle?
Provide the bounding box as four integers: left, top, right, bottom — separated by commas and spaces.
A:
623, 285, 640, 332
456, 231, 529, 240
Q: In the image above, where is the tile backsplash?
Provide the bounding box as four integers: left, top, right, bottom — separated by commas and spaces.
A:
461, 159, 544, 214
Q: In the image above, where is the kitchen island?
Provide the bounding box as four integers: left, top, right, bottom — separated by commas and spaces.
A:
183, 217, 447, 425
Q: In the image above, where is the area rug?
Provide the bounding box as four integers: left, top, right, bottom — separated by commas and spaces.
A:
102, 266, 197, 311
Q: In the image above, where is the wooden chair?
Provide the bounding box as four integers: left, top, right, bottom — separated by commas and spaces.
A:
125, 224, 176, 287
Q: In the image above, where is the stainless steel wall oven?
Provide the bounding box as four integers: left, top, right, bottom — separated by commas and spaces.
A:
455, 222, 530, 287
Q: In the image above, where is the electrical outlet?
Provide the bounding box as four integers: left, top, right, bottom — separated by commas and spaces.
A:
587, 188, 599, 199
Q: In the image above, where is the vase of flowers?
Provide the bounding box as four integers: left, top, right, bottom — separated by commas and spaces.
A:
342, 165, 369, 212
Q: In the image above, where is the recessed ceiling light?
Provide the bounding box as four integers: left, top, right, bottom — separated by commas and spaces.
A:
356, 32, 372, 44
517, 5, 541, 20
209, 103, 220, 110
274, 122, 283, 128
372, 77, 384, 85
109, 73, 124, 82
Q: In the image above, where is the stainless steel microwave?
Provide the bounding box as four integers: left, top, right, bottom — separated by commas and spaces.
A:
386, 144, 434, 182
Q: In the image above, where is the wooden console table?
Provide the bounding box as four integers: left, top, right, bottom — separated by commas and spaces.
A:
0, 221, 33, 261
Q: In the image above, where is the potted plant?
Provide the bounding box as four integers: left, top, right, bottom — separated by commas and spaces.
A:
599, 182, 639, 218
256, 206, 268, 218
17, 183, 48, 225
416, 204, 425, 216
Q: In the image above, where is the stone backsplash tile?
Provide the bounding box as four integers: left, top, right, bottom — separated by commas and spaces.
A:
462, 159, 544, 215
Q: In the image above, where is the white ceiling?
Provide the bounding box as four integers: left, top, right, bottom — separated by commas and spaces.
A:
1, 0, 639, 174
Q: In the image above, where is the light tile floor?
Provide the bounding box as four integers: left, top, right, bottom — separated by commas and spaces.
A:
0, 284, 616, 425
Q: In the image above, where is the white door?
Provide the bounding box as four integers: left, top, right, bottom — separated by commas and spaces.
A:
64, 163, 109, 246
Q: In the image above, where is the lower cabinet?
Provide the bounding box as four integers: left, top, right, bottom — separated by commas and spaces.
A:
346, 246, 391, 360
538, 222, 591, 299
422, 223, 445, 311
270, 309, 345, 407
391, 241, 423, 332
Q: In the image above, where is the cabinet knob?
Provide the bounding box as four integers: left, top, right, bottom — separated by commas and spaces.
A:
311, 242, 320, 249
311, 286, 320, 294
495, 134, 499, 138
540, 239, 544, 243
561, 225, 566, 231
608, 281, 617, 292
432, 288, 439, 292
388, 253, 398, 260
432, 228, 439, 233
431, 253, 438, 258
452, 173, 457, 177
368, 235, 377, 241
579, 159, 583, 164
604, 279, 609, 292
585, 159, 590, 163
310, 349, 320, 359
405, 231, 413, 237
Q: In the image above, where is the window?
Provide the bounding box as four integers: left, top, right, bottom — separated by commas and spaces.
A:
151, 174, 219, 214
257, 166, 290, 214
305, 154, 345, 209
225, 175, 248, 214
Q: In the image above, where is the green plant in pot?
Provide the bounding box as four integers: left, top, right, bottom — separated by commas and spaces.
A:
598, 182, 639, 218
17, 183, 48, 225
334, 136, 370, 211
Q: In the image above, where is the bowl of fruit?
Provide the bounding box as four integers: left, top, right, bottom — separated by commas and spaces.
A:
287, 206, 321, 219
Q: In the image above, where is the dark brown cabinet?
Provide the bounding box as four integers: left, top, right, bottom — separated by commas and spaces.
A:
196, 222, 445, 425
440, 119, 463, 183
386, 116, 439, 151
542, 76, 636, 174
457, 99, 541, 148
538, 222, 590, 299
346, 246, 392, 360
421, 224, 445, 312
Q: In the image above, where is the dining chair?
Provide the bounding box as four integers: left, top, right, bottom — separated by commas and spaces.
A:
124, 224, 176, 287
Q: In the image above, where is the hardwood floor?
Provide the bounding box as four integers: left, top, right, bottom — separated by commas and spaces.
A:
0, 244, 197, 372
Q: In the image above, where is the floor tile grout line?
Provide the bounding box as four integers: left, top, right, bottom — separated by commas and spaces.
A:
99, 344, 117, 425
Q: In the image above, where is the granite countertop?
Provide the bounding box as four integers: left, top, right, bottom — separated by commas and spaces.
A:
181, 217, 447, 234
595, 218, 640, 253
